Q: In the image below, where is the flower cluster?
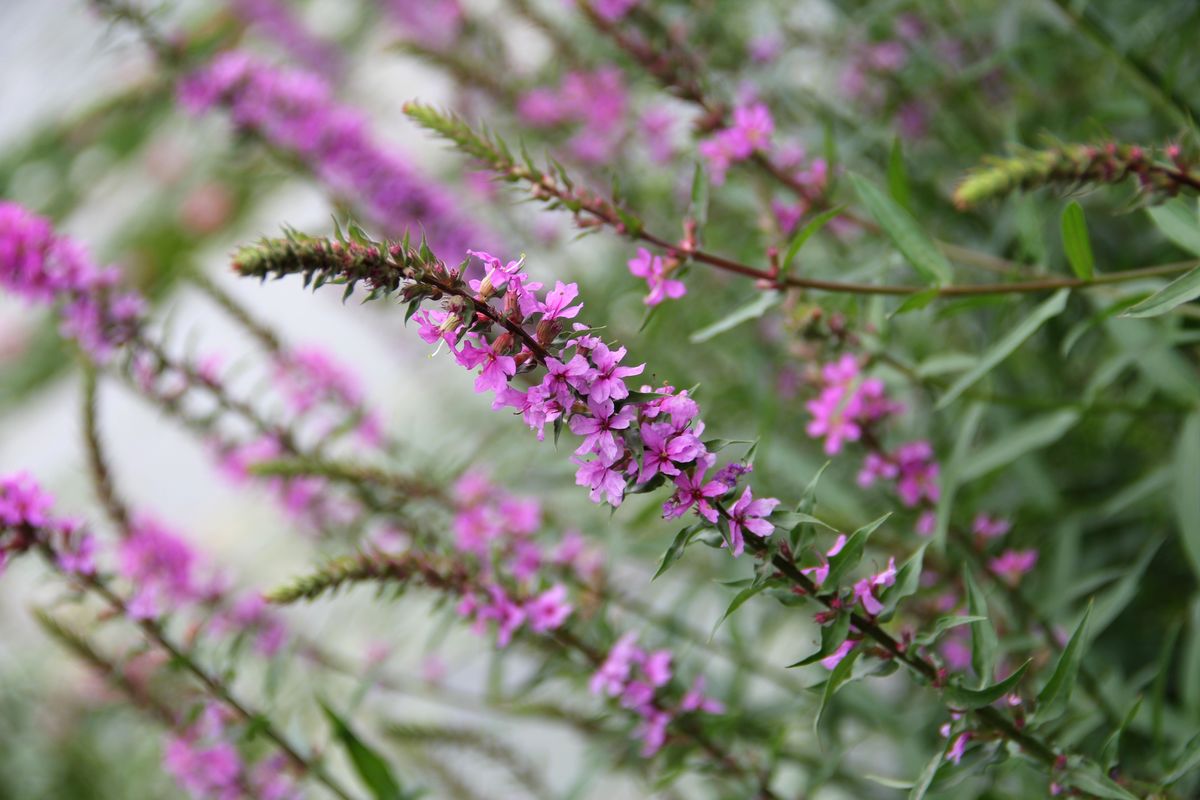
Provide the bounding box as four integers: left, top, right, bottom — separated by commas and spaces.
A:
272, 346, 383, 445
589, 632, 722, 756
383, 0, 464, 48
229, 0, 342, 75
0, 202, 144, 361
805, 354, 902, 455
517, 68, 629, 164
697, 103, 775, 184
589, 0, 640, 23
448, 470, 584, 646
627, 247, 686, 306
164, 705, 301, 800
178, 52, 486, 259
234, 238, 783, 559
0, 471, 95, 577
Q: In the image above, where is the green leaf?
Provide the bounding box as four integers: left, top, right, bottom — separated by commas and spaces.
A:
825, 513, 891, 588
850, 174, 952, 285
890, 288, 939, 317
780, 206, 844, 278
1147, 198, 1200, 257
907, 748, 945, 800
1035, 601, 1093, 722
957, 409, 1080, 483
1174, 412, 1200, 582
321, 702, 407, 800
690, 291, 781, 343
814, 645, 861, 735
1060, 201, 1095, 280
653, 524, 702, 580
788, 612, 850, 667
914, 615, 988, 647
710, 582, 771, 640
936, 289, 1070, 409
1090, 537, 1162, 637
1064, 764, 1140, 800
880, 543, 927, 615
1100, 696, 1142, 771
942, 660, 1031, 709
888, 137, 912, 212
1165, 734, 1200, 785
1121, 263, 1200, 317
771, 510, 837, 532
963, 568, 997, 683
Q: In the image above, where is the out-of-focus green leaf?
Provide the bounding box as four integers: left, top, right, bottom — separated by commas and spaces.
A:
942, 660, 1030, 708
880, 544, 926, 616
653, 523, 704, 580
958, 409, 1079, 483
825, 513, 891, 588
1146, 198, 1200, 257
1174, 412, 1200, 582
963, 568, 997, 683
906, 748, 944, 800
813, 645, 861, 735
1165, 734, 1200, 785
1090, 538, 1161, 637
690, 291, 781, 343
1060, 200, 1095, 280
1064, 764, 1140, 800
1035, 601, 1092, 723
936, 289, 1070, 409
1121, 264, 1200, 317
913, 615, 989, 647
322, 702, 410, 800
888, 137, 912, 212
710, 582, 771, 640
1183, 598, 1200, 720
788, 612, 850, 668
780, 206, 845, 278
1100, 696, 1142, 771
850, 174, 952, 285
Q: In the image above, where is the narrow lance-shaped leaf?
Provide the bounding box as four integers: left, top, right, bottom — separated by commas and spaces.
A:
850, 174, 952, 285
710, 581, 771, 640
322, 702, 409, 800
937, 289, 1070, 409
888, 137, 912, 212
789, 612, 851, 668
690, 291, 781, 343
825, 513, 892, 588
1146, 198, 1200, 257
1121, 263, 1200, 318
1061, 200, 1095, 280
942, 659, 1031, 709
958, 409, 1080, 483
1035, 601, 1093, 722
1173, 412, 1200, 582
780, 206, 845, 280
813, 645, 862, 736
879, 543, 927, 618
963, 568, 997, 684
907, 747, 945, 800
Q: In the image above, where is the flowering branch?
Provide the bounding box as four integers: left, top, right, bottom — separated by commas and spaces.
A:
402, 105, 1198, 298
953, 142, 1200, 209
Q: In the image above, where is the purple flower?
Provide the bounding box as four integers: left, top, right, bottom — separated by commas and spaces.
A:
638, 423, 703, 483
821, 639, 856, 670
627, 248, 686, 305
972, 513, 1011, 540
526, 584, 573, 632
946, 732, 970, 764
570, 398, 636, 462
572, 455, 628, 507
591, 0, 639, 22
726, 487, 780, 557
457, 339, 517, 394
589, 632, 644, 696
537, 280, 584, 320
680, 676, 725, 713
988, 549, 1038, 585
541, 354, 590, 406
663, 456, 726, 523
585, 343, 644, 403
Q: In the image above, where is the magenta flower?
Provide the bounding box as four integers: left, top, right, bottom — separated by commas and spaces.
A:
540, 354, 590, 406
680, 676, 725, 713
726, 487, 780, 557
570, 398, 636, 462
638, 422, 703, 483
589, 632, 644, 696
821, 639, 856, 670
972, 513, 1011, 540
894, 441, 940, 507
988, 549, 1038, 585
730, 103, 775, 154
663, 455, 726, 523
537, 280, 584, 320
586, 343, 644, 402
456, 339, 517, 394
573, 455, 629, 507
526, 584, 573, 632
627, 248, 686, 305
591, 0, 639, 22
946, 732, 971, 764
